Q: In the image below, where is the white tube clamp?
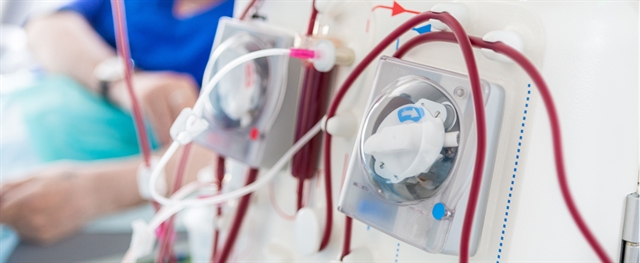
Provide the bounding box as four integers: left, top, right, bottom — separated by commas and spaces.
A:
481, 31, 524, 63
170, 108, 209, 145
430, 3, 470, 31
137, 156, 167, 200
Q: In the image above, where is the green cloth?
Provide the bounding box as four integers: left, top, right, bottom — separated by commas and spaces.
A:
6, 75, 158, 162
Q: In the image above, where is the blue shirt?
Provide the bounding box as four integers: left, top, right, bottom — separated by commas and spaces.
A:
60, 0, 235, 87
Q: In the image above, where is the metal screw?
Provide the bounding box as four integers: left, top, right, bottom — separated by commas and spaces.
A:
379, 162, 385, 169
434, 111, 441, 118
454, 87, 465, 97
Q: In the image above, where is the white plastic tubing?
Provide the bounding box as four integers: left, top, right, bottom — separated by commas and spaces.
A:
148, 48, 323, 209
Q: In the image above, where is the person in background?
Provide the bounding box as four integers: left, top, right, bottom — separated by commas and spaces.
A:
0, 0, 235, 244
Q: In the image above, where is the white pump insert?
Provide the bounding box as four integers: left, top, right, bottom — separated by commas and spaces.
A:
363, 100, 458, 184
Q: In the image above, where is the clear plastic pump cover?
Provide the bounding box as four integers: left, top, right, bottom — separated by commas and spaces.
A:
359, 76, 461, 204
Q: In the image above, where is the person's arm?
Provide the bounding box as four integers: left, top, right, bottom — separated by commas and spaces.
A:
26, 11, 199, 144
0, 144, 216, 245
26, 12, 113, 92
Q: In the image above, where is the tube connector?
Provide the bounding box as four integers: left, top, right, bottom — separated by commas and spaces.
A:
128, 219, 156, 260
170, 108, 209, 145
137, 156, 167, 200
289, 40, 354, 72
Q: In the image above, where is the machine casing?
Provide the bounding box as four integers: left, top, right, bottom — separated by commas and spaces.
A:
338, 57, 505, 255
196, 18, 303, 168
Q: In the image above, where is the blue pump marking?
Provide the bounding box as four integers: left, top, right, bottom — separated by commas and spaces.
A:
496, 84, 530, 262
412, 24, 432, 34
397, 106, 425, 123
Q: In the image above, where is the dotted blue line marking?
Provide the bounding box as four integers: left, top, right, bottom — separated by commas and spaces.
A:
395, 243, 400, 262
496, 84, 531, 262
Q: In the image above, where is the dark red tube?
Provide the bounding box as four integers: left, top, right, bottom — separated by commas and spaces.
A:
214, 168, 259, 263
239, 0, 258, 20
110, 0, 152, 167
293, 65, 334, 201
321, 12, 486, 256
306, 0, 318, 36
211, 156, 226, 261
296, 178, 305, 210
340, 216, 353, 260
293, 0, 342, 251
292, 0, 332, 213
156, 143, 193, 263
393, 31, 612, 263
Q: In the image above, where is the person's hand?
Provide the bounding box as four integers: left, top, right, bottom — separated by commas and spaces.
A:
0, 164, 98, 245
110, 71, 199, 144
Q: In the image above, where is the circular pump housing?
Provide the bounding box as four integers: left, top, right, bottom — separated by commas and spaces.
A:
359, 76, 461, 203
205, 33, 270, 129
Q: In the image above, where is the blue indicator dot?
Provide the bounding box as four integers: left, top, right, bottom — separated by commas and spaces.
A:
524, 110, 528, 114
506, 206, 510, 210
525, 103, 529, 107
509, 193, 512, 197
526, 97, 530, 101
523, 116, 527, 120
501, 231, 505, 234
516, 155, 519, 159
432, 203, 446, 220
499, 249, 502, 253
528, 90, 531, 94
528, 84, 531, 87
518, 142, 522, 146
507, 200, 511, 203
498, 255, 501, 259
500, 242, 503, 246
517, 149, 521, 153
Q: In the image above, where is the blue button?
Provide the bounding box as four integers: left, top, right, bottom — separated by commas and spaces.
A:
432, 203, 446, 220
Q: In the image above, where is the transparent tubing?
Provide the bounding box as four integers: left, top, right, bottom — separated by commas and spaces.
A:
151, 121, 322, 207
